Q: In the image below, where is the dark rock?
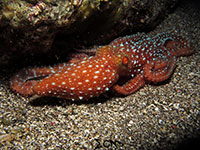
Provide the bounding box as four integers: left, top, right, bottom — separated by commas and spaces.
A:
0, 0, 178, 66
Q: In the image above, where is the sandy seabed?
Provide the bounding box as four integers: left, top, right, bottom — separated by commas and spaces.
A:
0, 0, 200, 150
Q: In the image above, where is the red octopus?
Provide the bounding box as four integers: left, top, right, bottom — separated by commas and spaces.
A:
10, 32, 194, 100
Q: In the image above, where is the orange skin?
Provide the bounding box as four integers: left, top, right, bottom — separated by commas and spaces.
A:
10, 32, 194, 100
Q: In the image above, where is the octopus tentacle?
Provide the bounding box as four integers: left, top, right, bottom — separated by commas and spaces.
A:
10, 63, 68, 96
74, 47, 98, 55
113, 74, 145, 95
68, 53, 89, 63
165, 40, 194, 57
143, 55, 176, 83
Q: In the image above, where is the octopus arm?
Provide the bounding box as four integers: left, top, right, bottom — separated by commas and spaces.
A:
113, 74, 145, 95
10, 63, 68, 96
143, 55, 176, 83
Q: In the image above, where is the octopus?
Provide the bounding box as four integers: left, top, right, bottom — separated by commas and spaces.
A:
10, 32, 194, 101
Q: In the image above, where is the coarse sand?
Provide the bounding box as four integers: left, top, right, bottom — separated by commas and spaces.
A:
0, 0, 200, 149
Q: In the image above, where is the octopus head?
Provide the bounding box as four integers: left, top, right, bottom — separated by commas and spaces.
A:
114, 52, 132, 75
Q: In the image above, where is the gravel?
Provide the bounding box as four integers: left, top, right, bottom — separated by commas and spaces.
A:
0, 0, 200, 149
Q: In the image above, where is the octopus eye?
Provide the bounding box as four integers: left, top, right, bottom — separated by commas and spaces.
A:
122, 56, 129, 65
